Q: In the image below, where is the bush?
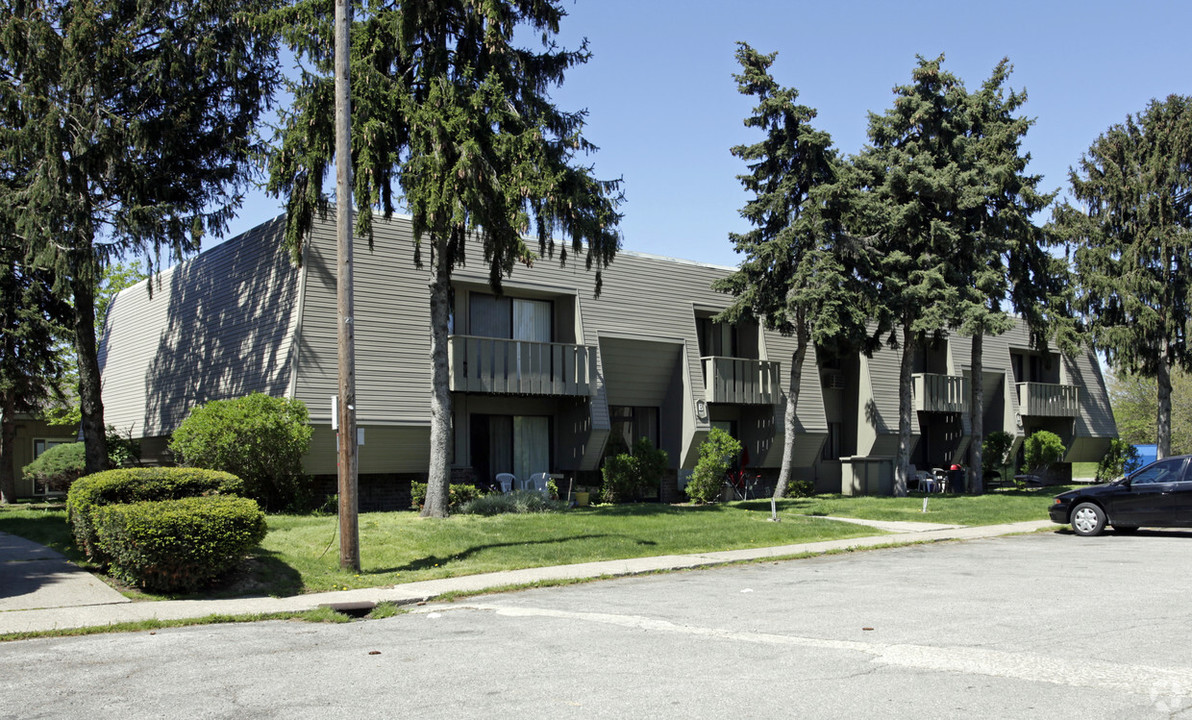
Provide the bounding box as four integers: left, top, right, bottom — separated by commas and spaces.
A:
410, 481, 486, 511
106, 425, 142, 468
982, 431, 1015, 480
600, 437, 668, 503
1022, 430, 1066, 482
1096, 438, 1140, 482
168, 393, 312, 511
686, 428, 742, 504
457, 490, 565, 515
67, 467, 245, 562
94, 495, 266, 593
22, 442, 86, 494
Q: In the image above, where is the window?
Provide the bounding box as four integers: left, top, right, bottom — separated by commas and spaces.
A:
1131, 458, 1187, 486
696, 318, 736, 358
608, 406, 659, 454
469, 293, 551, 342
31, 438, 72, 495
470, 414, 551, 484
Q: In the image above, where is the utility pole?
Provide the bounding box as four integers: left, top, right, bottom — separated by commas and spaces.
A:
334, 0, 359, 572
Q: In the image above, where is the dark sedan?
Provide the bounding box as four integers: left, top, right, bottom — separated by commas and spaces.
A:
1050, 455, 1192, 536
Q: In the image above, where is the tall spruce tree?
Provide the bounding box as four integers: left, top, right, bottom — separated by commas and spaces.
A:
1064, 95, 1192, 459
714, 43, 869, 499
0, 242, 70, 503
955, 60, 1058, 494
853, 56, 971, 497
0, 0, 280, 473
269, 0, 622, 518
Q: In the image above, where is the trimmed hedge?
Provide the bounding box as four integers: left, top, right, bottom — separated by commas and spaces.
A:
410, 481, 486, 511
94, 496, 266, 593
67, 467, 245, 562
22, 442, 86, 494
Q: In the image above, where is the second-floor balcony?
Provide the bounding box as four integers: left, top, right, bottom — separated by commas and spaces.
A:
912, 373, 969, 413
701, 356, 781, 405
1017, 382, 1079, 417
448, 335, 596, 396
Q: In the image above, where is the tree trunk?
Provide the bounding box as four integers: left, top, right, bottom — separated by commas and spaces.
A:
895, 323, 913, 497
968, 332, 984, 494
1157, 346, 1172, 460
0, 392, 16, 504
422, 251, 453, 518
772, 324, 808, 499
70, 263, 108, 475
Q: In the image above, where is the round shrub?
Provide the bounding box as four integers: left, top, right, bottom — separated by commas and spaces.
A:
1023, 430, 1066, 476
94, 495, 266, 593
22, 442, 86, 494
168, 393, 312, 511
686, 428, 742, 504
67, 467, 245, 562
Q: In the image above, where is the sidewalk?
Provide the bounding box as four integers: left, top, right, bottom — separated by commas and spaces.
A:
0, 519, 1056, 636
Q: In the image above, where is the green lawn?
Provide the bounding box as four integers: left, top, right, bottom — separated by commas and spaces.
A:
1, 487, 1064, 599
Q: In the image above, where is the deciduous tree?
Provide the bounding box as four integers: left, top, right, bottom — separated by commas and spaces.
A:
269, 0, 622, 517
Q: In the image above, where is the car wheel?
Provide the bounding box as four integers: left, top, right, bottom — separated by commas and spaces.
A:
1112, 525, 1140, 534
1071, 502, 1107, 537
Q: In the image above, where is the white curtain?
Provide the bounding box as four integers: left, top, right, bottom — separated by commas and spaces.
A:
512, 298, 551, 342
513, 416, 550, 481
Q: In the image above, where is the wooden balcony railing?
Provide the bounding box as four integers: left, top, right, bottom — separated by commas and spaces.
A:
701, 356, 781, 405
1017, 382, 1079, 417
448, 335, 596, 396
912, 373, 969, 413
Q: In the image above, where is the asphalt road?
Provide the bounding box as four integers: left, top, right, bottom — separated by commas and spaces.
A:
4, 530, 1192, 719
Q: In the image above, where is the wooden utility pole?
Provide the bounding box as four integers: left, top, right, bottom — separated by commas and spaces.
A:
334, 0, 360, 571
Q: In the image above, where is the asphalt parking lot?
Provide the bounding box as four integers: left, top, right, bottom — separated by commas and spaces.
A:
3, 529, 1191, 719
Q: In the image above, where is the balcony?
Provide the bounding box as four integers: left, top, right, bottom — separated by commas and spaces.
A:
448, 335, 596, 396
701, 356, 781, 405
1017, 382, 1079, 417
912, 373, 969, 413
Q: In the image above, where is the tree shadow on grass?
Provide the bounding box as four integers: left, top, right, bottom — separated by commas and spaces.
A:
372, 533, 658, 575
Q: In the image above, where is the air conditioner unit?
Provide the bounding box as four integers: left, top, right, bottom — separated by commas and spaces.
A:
822, 372, 846, 390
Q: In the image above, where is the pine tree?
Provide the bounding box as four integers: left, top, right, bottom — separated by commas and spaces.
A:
714, 43, 869, 499
853, 56, 971, 497
269, 0, 623, 517
0, 0, 280, 473
1064, 95, 1192, 459
0, 241, 70, 503
954, 59, 1058, 493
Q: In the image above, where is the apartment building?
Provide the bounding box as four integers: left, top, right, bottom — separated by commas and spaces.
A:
81, 213, 1117, 506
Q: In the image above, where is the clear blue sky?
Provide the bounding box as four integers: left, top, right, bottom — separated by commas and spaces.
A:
222, 0, 1192, 269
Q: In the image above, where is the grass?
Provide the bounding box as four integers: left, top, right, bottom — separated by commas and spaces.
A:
762, 486, 1073, 527
1, 487, 1065, 600
1071, 461, 1099, 479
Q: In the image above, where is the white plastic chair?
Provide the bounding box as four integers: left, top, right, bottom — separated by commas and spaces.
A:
495, 473, 516, 493
529, 472, 550, 497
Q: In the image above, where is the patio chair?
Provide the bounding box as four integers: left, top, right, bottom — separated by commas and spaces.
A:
495, 473, 516, 493
529, 472, 550, 498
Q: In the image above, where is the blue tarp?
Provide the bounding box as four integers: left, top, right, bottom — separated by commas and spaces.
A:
1130, 443, 1158, 471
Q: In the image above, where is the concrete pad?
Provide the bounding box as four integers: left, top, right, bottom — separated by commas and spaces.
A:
0, 531, 130, 612
803, 515, 964, 533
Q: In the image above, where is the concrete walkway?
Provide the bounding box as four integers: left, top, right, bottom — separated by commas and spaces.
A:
0, 519, 1056, 636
